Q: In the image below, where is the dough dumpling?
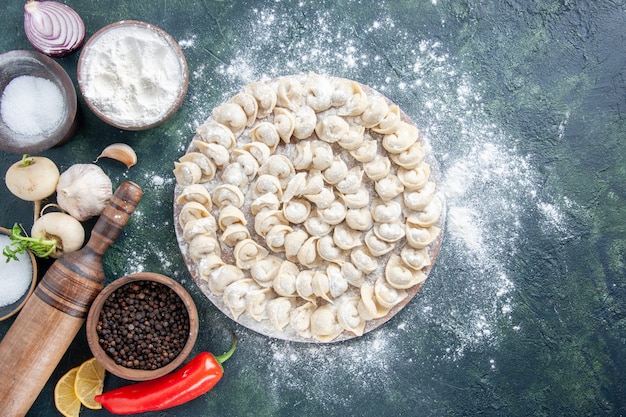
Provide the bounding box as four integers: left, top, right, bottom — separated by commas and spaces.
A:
337, 296, 366, 336
195, 121, 236, 150
267, 297, 296, 331
310, 304, 343, 342
244, 81, 277, 118
212, 102, 248, 138
234, 239, 269, 269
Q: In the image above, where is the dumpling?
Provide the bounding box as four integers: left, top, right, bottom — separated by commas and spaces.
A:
195, 121, 236, 150
340, 187, 371, 209
211, 102, 247, 138
345, 207, 374, 231
282, 172, 307, 203
326, 263, 348, 298
297, 236, 321, 268
363, 154, 391, 181
292, 105, 317, 140
290, 301, 316, 338
349, 138, 377, 163
364, 229, 395, 257
250, 255, 282, 288
310, 304, 343, 342
188, 234, 221, 262
372, 104, 401, 134
304, 187, 336, 209
245, 287, 273, 322
374, 175, 405, 202
305, 72, 333, 112
265, 224, 293, 253
295, 269, 317, 303
359, 95, 389, 128
221, 162, 250, 189
274, 107, 296, 143
207, 264, 245, 295
382, 121, 419, 154
283, 198, 312, 224
384, 254, 426, 289
212, 184, 245, 209
198, 254, 226, 280
373, 221, 406, 243
407, 194, 443, 227
335, 81, 368, 117
233, 149, 260, 182
390, 142, 425, 169
223, 279, 258, 320
403, 181, 436, 211
341, 261, 365, 287
374, 276, 408, 309
173, 161, 201, 186
251, 193, 281, 215
218, 205, 247, 231
332, 223, 362, 250
179, 152, 217, 183
233, 239, 269, 269
350, 247, 378, 274
304, 212, 334, 237
179, 201, 211, 229
193, 140, 230, 168
182, 216, 218, 242
274, 77, 305, 111
221, 223, 251, 247
357, 281, 390, 320
400, 245, 432, 271
243, 81, 277, 118
250, 122, 281, 152
176, 184, 212, 210
406, 225, 441, 249
259, 155, 295, 188
310, 140, 334, 170
318, 200, 347, 225
293, 141, 313, 170
311, 271, 332, 302
254, 209, 287, 237
323, 156, 349, 185
273, 261, 300, 297
284, 229, 309, 262
241, 141, 271, 165
336, 166, 363, 195
230, 92, 258, 127
370, 199, 402, 223
317, 235, 347, 264
337, 296, 366, 336
337, 125, 365, 150
397, 163, 431, 190
266, 297, 296, 331
315, 115, 350, 144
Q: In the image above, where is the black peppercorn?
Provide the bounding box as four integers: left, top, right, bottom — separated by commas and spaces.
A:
96, 280, 190, 371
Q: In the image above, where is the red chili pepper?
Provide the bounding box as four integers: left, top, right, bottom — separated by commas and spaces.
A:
94, 333, 237, 414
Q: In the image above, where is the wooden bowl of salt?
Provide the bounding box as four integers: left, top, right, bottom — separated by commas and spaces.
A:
0, 227, 38, 321
0, 50, 78, 154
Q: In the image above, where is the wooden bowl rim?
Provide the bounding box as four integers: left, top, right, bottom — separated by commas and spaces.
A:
0, 226, 38, 321
86, 272, 199, 381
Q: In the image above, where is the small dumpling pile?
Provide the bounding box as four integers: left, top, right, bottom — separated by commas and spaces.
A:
174, 73, 444, 343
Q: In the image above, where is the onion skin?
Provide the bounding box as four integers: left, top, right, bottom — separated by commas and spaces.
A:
24, 0, 86, 58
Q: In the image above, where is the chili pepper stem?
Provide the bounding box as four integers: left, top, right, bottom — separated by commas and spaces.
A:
215, 333, 238, 365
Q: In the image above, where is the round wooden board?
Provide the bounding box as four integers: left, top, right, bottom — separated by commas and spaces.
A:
174, 74, 445, 343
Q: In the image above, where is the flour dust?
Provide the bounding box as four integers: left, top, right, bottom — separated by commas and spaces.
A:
153, 0, 575, 408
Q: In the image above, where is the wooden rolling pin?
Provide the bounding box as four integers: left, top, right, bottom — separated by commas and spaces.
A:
0, 181, 143, 417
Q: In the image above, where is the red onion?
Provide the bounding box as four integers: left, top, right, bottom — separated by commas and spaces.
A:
23, 0, 85, 58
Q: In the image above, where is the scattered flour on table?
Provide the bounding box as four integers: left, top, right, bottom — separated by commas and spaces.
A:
172, 0, 575, 406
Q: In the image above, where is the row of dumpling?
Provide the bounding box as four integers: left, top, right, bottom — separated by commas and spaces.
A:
204, 256, 414, 341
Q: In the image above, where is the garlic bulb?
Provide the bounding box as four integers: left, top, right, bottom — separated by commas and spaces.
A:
56, 164, 113, 221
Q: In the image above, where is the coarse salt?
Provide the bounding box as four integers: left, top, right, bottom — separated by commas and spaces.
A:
0, 75, 65, 138
0, 235, 34, 308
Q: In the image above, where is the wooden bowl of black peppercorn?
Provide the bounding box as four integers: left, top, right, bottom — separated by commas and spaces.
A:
86, 272, 199, 381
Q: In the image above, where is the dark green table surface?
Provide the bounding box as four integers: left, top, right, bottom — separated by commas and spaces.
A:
2, 1, 626, 416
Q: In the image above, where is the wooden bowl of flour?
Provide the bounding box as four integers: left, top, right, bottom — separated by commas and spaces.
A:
77, 21, 189, 130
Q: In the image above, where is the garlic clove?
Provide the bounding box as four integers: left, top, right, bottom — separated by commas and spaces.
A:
56, 164, 113, 221
95, 143, 137, 169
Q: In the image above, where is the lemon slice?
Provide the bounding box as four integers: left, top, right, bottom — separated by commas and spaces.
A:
54, 366, 82, 417
74, 357, 106, 410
